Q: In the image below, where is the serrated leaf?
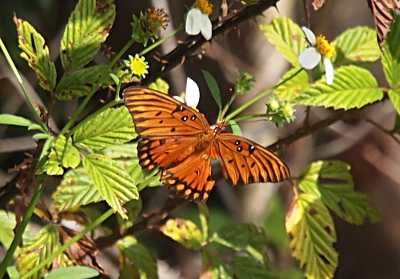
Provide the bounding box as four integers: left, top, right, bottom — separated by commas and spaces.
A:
160, 218, 203, 250
201, 248, 232, 279
117, 236, 158, 279
260, 17, 306, 66
275, 68, 310, 101
42, 135, 80, 175
14, 15, 56, 91
55, 65, 113, 100
382, 14, 400, 88
203, 70, 222, 109
45, 266, 99, 279
332, 26, 380, 66
389, 89, 400, 115
61, 0, 115, 71
17, 224, 60, 279
74, 107, 136, 150
83, 154, 138, 219
298, 160, 380, 224
0, 114, 44, 132
286, 193, 338, 279
230, 256, 276, 279
214, 223, 267, 260
51, 168, 102, 215
295, 65, 382, 109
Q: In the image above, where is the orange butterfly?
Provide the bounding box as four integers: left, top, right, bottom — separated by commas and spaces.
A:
124, 87, 290, 202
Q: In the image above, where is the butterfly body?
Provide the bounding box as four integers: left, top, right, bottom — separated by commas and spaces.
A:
124, 87, 290, 202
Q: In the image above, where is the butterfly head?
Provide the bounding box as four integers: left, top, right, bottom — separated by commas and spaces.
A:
210, 121, 226, 135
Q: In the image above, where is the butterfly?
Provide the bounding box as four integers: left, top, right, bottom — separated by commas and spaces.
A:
124, 87, 290, 202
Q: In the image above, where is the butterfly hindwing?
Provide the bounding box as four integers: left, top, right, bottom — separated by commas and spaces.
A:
124, 87, 209, 137
216, 134, 290, 186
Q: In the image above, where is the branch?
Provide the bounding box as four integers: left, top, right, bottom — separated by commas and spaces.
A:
134, 0, 280, 86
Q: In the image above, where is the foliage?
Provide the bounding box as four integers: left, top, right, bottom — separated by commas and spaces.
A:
0, 0, 398, 278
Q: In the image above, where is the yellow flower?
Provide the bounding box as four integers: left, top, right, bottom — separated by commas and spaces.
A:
185, 0, 213, 40
298, 27, 335, 85
125, 54, 149, 79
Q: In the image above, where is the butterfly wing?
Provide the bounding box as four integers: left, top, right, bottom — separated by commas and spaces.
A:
124, 87, 216, 202
124, 87, 209, 137
215, 133, 290, 186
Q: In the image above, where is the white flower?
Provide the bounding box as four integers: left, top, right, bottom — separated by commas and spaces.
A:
174, 77, 200, 108
298, 27, 335, 85
185, 0, 213, 40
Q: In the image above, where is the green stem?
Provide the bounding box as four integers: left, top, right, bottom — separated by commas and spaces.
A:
0, 174, 47, 278
139, 24, 184, 56
224, 68, 303, 122
21, 208, 114, 279
0, 37, 48, 133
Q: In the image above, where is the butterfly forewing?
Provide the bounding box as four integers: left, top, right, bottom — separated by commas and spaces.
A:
124, 87, 209, 136
216, 134, 290, 186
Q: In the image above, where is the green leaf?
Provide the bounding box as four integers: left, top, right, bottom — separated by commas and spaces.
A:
45, 266, 99, 279
275, 68, 310, 101
286, 193, 338, 279
394, 114, 400, 133
149, 78, 170, 94
260, 17, 306, 66
17, 224, 60, 279
298, 160, 381, 224
198, 203, 209, 242
117, 236, 158, 279
332, 26, 380, 67
118, 199, 142, 234
0, 114, 44, 132
389, 89, 400, 116
264, 195, 289, 248
83, 154, 138, 219
382, 14, 400, 89
51, 168, 103, 215
201, 248, 232, 279
60, 0, 115, 71
74, 107, 136, 150
160, 218, 203, 250
42, 135, 80, 175
214, 223, 267, 261
0, 210, 35, 250
203, 70, 222, 109
295, 65, 382, 109
14, 15, 56, 91
55, 65, 113, 100
230, 256, 276, 279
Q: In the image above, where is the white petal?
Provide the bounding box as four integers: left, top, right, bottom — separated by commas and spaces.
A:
173, 96, 185, 103
200, 13, 212, 40
298, 47, 321, 69
185, 9, 201, 35
323, 57, 334, 85
301, 26, 316, 45
185, 77, 200, 107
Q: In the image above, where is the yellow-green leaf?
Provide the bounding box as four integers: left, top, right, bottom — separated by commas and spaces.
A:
261, 17, 306, 66
275, 67, 310, 101
51, 168, 102, 215
42, 135, 80, 175
298, 160, 381, 224
17, 224, 60, 279
201, 248, 232, 279
382, 14, 400, 89
61, 0, 115, 71
286, 193, 338, 279
74, 107, 135, 150
82, 154, 138, 219
390, 88, 400, 115
295, 65, 382, 109
160, 218, 203, 250
14, 15, 56, 91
